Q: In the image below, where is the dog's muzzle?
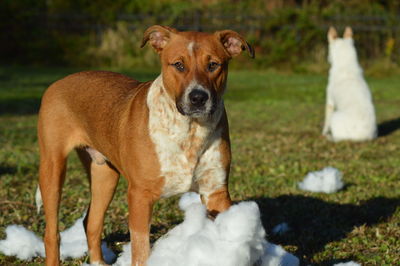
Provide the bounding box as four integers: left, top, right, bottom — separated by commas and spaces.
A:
177, 86, 216, 118
189, 89, 209, 108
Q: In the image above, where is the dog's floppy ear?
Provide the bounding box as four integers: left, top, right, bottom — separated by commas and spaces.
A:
343, 26, 353, 39
141, 25, 178, 53
328, 26, 338, 42
215, 30, 254, 58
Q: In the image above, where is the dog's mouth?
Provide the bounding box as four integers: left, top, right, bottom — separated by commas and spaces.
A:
176, 100, 217, 118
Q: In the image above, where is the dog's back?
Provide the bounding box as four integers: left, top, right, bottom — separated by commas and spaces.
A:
40, 71, 143, 123
38, 71, 151, 163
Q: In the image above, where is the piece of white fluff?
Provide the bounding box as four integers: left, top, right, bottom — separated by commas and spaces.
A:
0, 225, 45, 260
333, 262, 361, 266
298, 167, 344, 193
35, 185, 42, 214
59, 215, 88, 259
0, 213, 113, 264
114, 192, 299, 266
259, 243, 300, 266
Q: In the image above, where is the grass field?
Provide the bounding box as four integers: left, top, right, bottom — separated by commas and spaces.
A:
0, 66, 399, 265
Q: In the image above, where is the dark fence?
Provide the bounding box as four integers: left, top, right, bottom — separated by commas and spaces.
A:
2, 11, 399, 66
37, 12, 400, 37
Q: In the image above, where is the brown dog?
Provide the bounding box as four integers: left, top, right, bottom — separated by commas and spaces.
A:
38, 25, 254, 265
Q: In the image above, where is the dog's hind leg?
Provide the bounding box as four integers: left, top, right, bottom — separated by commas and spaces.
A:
323, 102, 335, 136
77, 148, 120, 264
39, 145, 68, 266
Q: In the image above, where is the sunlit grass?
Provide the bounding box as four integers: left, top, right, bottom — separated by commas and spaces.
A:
0, 66, 399, 265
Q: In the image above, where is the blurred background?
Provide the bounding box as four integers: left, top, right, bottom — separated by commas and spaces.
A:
1, 0, 399, 74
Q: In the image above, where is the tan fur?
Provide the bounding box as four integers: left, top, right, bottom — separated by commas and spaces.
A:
38, 25, 253, 265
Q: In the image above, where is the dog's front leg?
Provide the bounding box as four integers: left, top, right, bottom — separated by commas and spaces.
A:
197, 130, 232, 217
127, 186, 155, 266
204, 186, 232, 217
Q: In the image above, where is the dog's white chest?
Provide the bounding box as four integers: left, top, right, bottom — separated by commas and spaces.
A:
147, 76, 220, 197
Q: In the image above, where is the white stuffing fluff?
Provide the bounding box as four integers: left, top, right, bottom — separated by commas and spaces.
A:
82, 242, 117, 266
259, 243, 300, 266
35, 185, 42, 214
0, 225, 45, 260
0, 213, 112, 263
115, 192, 299, 266
333, 262, 361, 266
0, 193, 299, 266
298, 167, 344, 193
59, 215, 88, 259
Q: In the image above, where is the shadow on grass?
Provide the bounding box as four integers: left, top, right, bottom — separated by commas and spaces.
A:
316, 258, 360, 266
252, 195, 400, 264
378, 117, 400, 137
0, 163, 17, 176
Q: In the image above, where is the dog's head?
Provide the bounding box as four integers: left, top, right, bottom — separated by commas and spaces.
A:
141, 25, 254, 118
327, 26, 358, 67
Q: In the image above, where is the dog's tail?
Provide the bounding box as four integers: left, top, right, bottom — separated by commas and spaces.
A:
35, 185, 42, 214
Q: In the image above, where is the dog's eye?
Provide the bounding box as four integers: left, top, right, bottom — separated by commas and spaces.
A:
172, 61, 185, 72
208, 62, 220, 72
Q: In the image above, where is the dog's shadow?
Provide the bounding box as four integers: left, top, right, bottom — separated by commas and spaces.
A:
100, 195, 399, 264
378, 117, 400, 137
251, 195, 400, 265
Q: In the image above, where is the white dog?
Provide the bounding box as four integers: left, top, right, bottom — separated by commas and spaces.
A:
322, 26, 377, 141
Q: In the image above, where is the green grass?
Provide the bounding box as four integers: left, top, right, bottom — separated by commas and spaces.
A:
1, 66, 399, 265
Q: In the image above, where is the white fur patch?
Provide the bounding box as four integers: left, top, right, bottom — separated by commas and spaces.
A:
86, 147, 107, 165
147, 76, 225, 197
187, 42, 195, 56
323, 37, 377, 141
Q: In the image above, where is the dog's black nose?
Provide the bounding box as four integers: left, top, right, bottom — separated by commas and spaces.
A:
189, 89, 209, 107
